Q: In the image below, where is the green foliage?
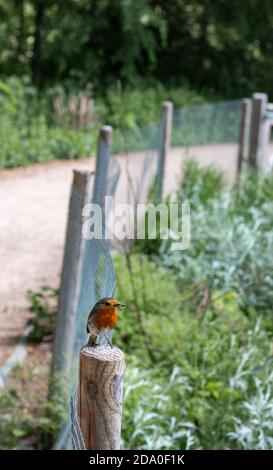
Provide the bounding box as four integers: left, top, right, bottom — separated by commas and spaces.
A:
114, 254, 183, 354
1, 1, 273, 97
174, 166, 273, 321
150, 0, 273, 97
99, 81, 206, 153
138, 162, 273, 322
100, 82, 205, 131
134, 161, 224, 256
0, 77, 97, 168
179, 160, 223, 207
115, 252, 273, 449
0, 0, 273, 96
0, 286, 67, 450
115, 165, 273, 449
234, 169, 273, 216
0, 0, 165, 89
0, 77, 206, 168
122, 330, 273, 449
0, 365, 67, 450
27, 286, 58, 343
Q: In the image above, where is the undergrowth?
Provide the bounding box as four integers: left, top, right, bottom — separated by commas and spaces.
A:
0, 77, 204, 168
115, 162, 273, 449
0, 352, 66, 450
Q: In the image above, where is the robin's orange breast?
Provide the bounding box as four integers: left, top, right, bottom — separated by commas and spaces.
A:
95, 309, 118, 330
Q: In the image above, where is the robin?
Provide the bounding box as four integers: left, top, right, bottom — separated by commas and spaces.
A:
86, 297, 125, 347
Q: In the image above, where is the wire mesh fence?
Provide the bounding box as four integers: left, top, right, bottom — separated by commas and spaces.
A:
113, 121, 160, 154
54, 149, 121, 449
53, 98, 244, 449
172, 99, 242, 147
113, 120, 160, 202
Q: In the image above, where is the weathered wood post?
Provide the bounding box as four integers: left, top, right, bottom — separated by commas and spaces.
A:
262, 103, 273, 171
52, 126, 113, 378
92, 125, 112, 208
78, 345, 125, 449
52, 170, 93, 376
156, 101, 173, 201
237, 98, 252, 183
248, 92, 268, 167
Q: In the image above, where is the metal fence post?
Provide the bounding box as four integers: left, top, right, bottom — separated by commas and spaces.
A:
156, 101, 173, 201
237, 98, 252, 183
249, 92, 268, 167
52, 170, 93, 376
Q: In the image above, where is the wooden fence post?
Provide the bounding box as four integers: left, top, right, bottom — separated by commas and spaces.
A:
92, 125, 112, 208
249, 92, 268, 167
156, 101, 173, 201
78, 345, 125, 450
52, 126, 113, 378
237, 98, 252, 183
52, 170, 93, 376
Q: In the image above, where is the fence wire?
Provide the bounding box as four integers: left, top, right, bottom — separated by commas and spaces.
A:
172, 99, 242, 147
54, 157, 121, 449
54, 98, 242, 449
54, 124, 158, 449
118, 122, 159, 197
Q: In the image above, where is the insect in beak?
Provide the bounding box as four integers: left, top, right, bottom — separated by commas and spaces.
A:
116, 303, 125, 310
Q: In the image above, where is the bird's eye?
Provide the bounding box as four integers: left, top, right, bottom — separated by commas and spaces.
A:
105, 301, 110, 306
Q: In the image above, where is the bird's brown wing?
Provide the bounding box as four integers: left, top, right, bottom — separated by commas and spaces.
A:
86, 311, 92, 332
86, 304, 98, 332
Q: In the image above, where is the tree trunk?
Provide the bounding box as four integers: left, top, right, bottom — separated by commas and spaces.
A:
17, 0, 25, 58
32, 0, 45, 86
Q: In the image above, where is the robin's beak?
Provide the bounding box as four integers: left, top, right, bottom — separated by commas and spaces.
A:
116, 302, 125, 310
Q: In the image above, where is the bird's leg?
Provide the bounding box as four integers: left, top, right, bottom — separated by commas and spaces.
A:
87, 334, 98, 348
103, 334, 113, 348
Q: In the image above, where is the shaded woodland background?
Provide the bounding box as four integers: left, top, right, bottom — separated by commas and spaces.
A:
1, 0, 273, 97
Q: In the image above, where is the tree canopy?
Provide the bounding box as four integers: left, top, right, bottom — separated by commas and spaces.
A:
0, 0, 273, 97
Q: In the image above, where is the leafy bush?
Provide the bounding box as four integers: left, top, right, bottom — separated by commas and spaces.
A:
115, 163, 273, 449
114, 253, 183, 356
27, 286, 58, 343
99, 82, 206, 153
122, 325, 273, 450
0, 77, 206, 167
99, 81, 205, 130
0, 77, 97, 168
159, 162, 273, 322
0, 364, 66, 450
115, 251, 273, 449
115, 257, 273, 448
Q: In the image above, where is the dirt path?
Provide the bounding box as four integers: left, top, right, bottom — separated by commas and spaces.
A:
0, 143, 240, 365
